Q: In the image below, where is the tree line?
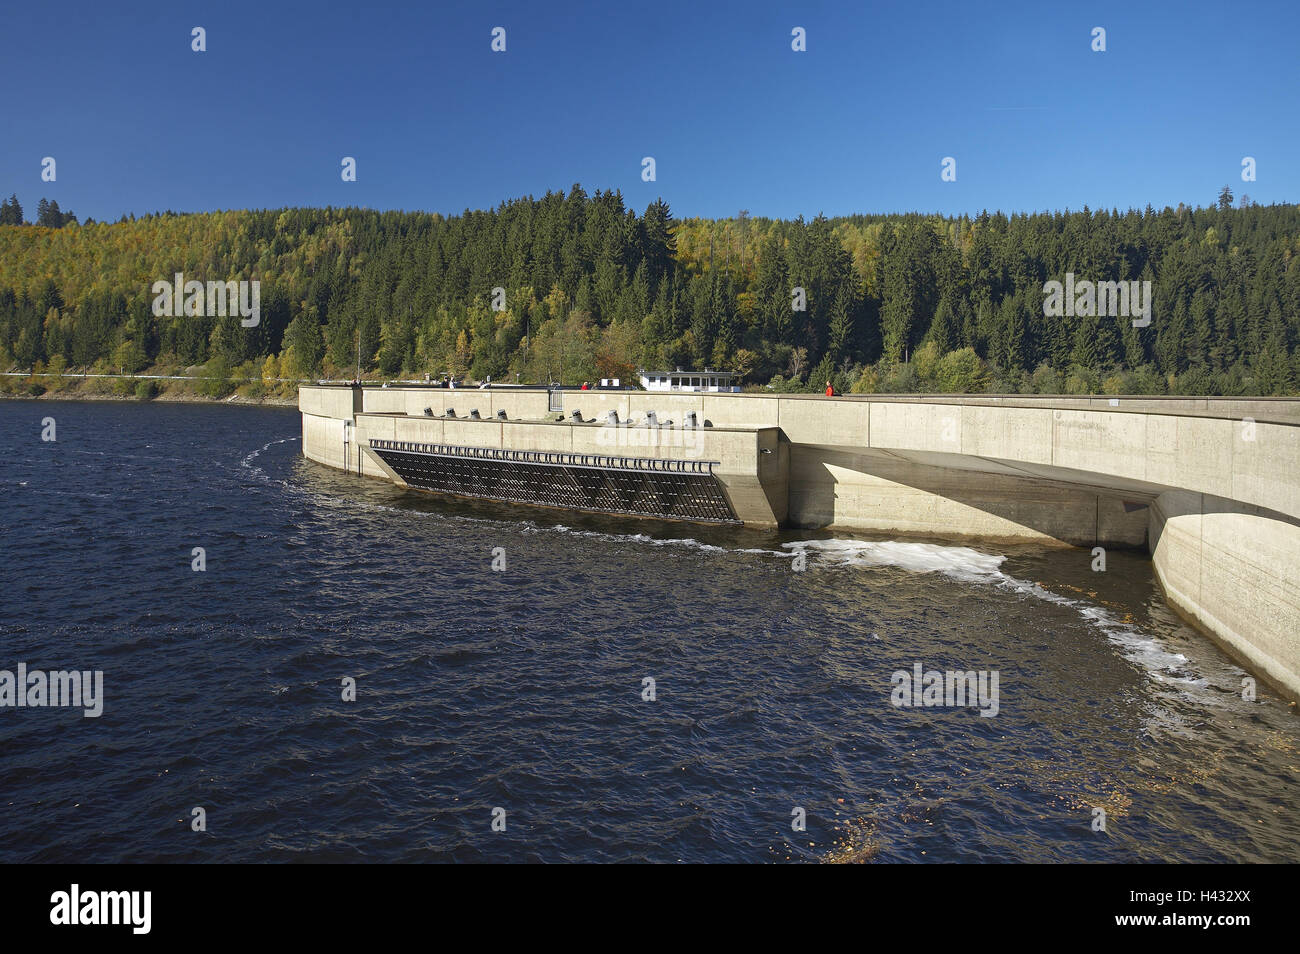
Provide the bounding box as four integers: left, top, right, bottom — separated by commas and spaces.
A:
0, 194, 80, 228
1, 184, 1297, 395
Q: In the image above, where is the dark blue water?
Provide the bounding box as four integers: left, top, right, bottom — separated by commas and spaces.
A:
2, 400, 1297, 862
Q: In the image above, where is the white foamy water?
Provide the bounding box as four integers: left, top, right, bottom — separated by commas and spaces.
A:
783, 538, 1007, 583
241, 436, 300, 475
529, 529, 1203, 686
783, 537, 1202, 688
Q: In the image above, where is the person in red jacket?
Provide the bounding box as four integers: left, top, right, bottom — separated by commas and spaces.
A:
825, 380, 835, 397
581, 381, 590, 390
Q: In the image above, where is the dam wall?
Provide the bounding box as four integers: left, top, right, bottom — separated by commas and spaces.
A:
300, 385, 1300, 699
1149, 491, 1300, 700
301, 388, 786, 525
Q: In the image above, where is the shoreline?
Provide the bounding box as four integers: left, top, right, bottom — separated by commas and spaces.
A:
0, 389, 298, 407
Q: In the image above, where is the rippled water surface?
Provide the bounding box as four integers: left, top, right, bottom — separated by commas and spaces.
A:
2, 400, 1297, 862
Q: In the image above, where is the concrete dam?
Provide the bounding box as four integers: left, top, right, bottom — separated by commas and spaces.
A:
299, 384, 1300, 702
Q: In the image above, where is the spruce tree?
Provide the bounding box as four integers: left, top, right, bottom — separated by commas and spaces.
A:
929, 296, 957, 353
0, 194, 22, 225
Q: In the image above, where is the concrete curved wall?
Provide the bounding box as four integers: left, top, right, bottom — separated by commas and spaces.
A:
1150, 491, 1300, 702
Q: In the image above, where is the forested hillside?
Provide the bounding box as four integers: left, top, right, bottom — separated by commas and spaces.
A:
2, 185, 1298, 396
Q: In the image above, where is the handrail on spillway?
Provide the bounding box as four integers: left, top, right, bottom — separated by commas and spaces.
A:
368, 439, 719, 475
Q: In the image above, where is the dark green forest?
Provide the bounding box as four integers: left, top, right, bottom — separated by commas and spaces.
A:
2, 184, 1298, 396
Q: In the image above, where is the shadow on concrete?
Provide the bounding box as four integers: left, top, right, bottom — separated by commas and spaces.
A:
786, 445, 1152, 548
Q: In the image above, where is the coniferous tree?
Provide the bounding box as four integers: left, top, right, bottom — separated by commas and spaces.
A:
826, 280, 856, 361
0, 194, 22, 225
929, 296, 958, 353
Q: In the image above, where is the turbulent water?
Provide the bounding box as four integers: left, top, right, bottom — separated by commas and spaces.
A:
2, 400, 1297, 863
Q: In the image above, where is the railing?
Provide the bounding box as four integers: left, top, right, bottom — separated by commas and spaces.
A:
369, 439, 718, 475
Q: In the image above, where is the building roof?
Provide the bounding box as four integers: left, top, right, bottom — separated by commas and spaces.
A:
639, 369, 735, 377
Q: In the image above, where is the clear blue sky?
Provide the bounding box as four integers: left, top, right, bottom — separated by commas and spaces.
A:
2, 0, 1296, 223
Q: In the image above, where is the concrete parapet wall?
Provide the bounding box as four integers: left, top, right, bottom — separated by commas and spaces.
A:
353, 386, 553, 421
551, 390, 1300, 521
299, 386, 359, 420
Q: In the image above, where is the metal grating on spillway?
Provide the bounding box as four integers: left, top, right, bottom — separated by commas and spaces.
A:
368, 440, 740, 524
